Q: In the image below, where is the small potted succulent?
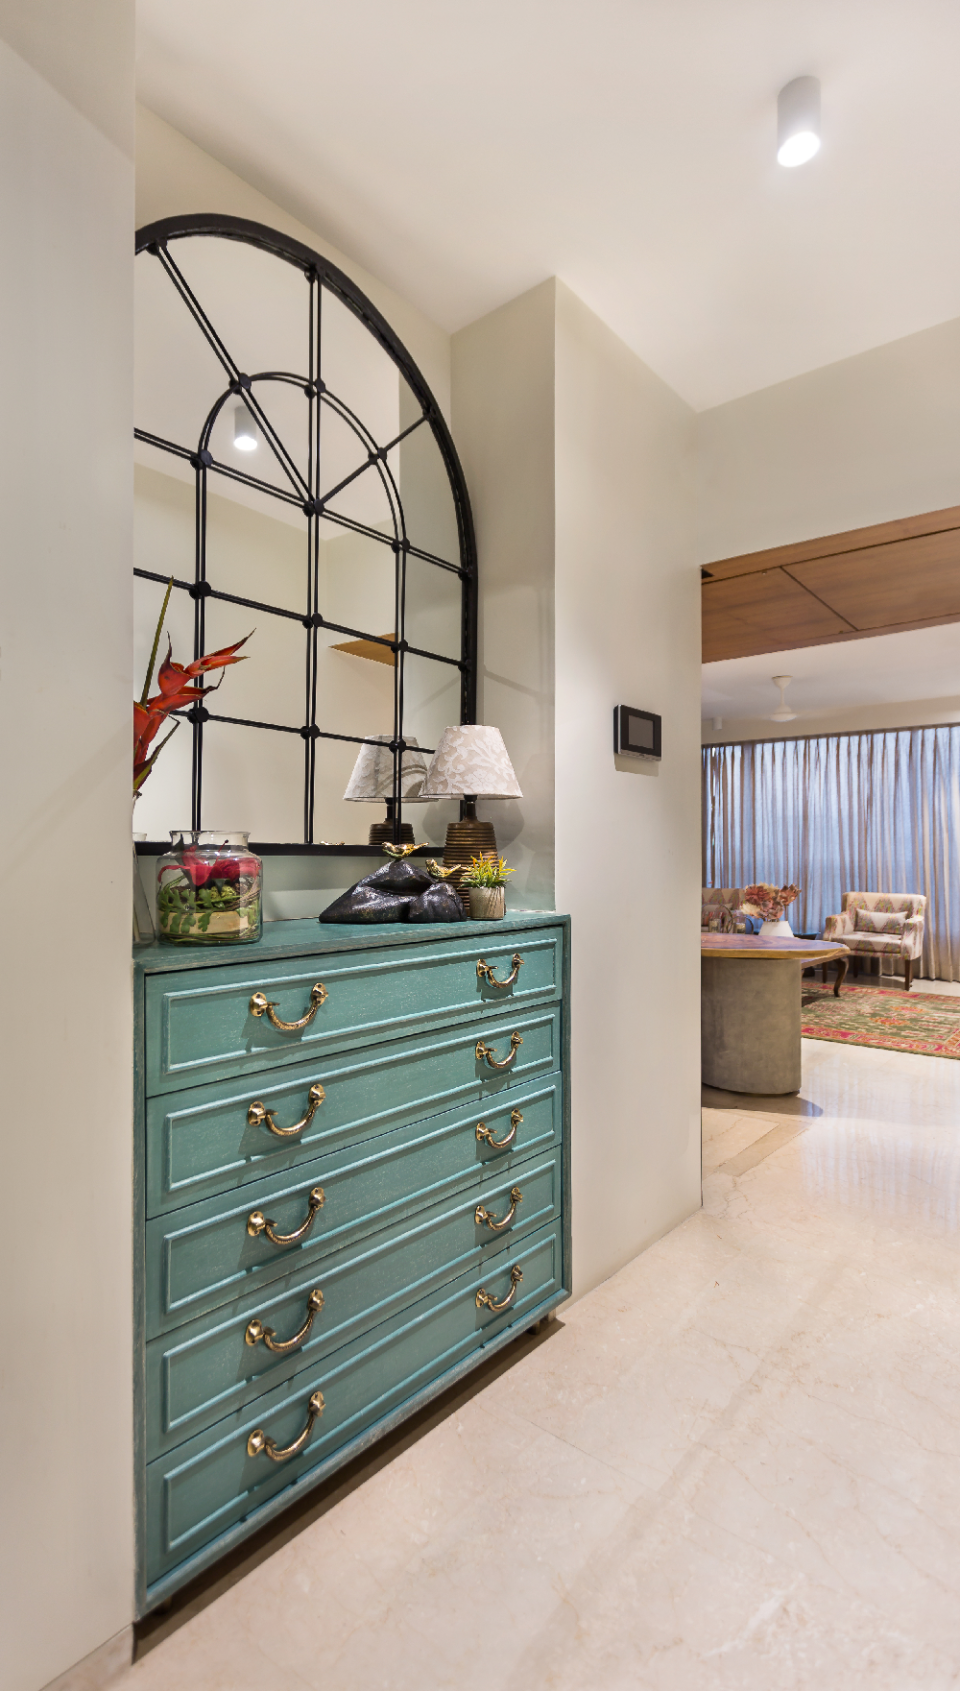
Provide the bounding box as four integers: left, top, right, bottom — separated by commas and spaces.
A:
461, 854, 514, 920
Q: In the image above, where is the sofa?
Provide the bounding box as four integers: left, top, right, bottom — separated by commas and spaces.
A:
822, 892, 926, 990
701, 888, 743, 932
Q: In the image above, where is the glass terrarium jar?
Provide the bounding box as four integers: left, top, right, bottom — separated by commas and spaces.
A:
157, 832, 262, 944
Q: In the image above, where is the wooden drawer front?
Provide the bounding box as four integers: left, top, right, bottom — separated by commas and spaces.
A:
145, 929, 563, 1095
145, 1221, 562, 1590
146, 1009, 562, 1217
145, 1028, 560, 1337
146, 1152, 560, 1458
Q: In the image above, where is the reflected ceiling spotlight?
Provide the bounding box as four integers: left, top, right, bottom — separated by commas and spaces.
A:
233, 404, 258, 452
771, 675, 798, 722
777, 75, 821, 168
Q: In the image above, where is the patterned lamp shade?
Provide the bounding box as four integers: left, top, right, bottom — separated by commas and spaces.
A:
343, 736, 433, 802
420, 726, 523, 799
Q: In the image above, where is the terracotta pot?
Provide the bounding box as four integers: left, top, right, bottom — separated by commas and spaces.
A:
468, 885, 505, 921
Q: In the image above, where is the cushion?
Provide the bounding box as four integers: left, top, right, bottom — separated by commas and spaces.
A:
848, 933, 904, 955
855, 909, 906, 935
848, 894, 922, 916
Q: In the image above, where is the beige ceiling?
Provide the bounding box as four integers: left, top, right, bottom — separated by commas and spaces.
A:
136, 0, 960, 410
702, 622, 960, 726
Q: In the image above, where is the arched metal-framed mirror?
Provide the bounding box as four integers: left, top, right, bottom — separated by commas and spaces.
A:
133, 213, 477, 851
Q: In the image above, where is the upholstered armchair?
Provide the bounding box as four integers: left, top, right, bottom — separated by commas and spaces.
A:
822, 892, 926, 990
701, 888, 743, 933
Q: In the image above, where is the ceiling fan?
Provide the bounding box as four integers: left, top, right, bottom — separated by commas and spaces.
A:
770, 675, 798, 722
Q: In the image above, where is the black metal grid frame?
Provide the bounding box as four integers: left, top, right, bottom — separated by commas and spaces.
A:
134, 213, 477, 851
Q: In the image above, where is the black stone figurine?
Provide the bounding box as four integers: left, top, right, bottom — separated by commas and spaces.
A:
319, 859, 466, 924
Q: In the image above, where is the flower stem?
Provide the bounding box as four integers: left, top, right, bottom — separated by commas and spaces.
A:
139, 577, 174, 708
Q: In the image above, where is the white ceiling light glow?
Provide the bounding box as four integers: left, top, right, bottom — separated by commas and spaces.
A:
233, 403, 258, 452
777, 75, 821, 168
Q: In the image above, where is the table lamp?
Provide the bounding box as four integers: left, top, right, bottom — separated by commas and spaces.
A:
419, 725, 522, 881
343, 735, 433, 845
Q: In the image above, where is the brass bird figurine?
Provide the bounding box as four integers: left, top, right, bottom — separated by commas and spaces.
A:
382, 841, 419, 859
426, 858, 457, 879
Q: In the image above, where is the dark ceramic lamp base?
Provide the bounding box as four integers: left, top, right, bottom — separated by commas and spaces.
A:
442, 798, 497, 888
368, 819, 415, 846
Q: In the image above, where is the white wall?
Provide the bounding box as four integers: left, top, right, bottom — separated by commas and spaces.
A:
136, 104, 451, 422
0, 7, 135, 1691
554, 284, 702, 1295
454, 282, 702, 1298
699, 313, 960, 564
699, 314, 960, 748
452, 281, 557, 911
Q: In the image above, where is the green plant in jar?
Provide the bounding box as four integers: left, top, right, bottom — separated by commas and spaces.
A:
157, 832, 262, 944
460, 854, 514, 888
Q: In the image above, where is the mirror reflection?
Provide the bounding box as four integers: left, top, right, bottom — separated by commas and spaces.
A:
134, 220, 474, 847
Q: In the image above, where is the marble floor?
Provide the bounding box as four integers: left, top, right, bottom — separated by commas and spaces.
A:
118, 1017, 960, 1691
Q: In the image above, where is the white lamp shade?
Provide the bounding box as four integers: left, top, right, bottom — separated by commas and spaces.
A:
420, 725, 522, 800
343, 736, 432, 802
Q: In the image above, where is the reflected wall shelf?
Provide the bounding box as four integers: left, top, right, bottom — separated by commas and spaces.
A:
332, 632, 397, 666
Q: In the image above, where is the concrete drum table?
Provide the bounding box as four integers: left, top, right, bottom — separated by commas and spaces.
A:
701, 934, 850, 1095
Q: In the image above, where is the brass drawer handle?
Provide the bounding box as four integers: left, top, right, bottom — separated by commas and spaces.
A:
250, 982, 327, 1032
248, 1082, 325, 1138
247, 1185, 325, 1246
477, 952, 524, 989
476, 1109, 522, 1150
476, 1265, 522, 1312
476, 1031, 523, 1069
476, 1185, 522, 1231
247, 1390, 324, 1462
246, 1288, 324, 1354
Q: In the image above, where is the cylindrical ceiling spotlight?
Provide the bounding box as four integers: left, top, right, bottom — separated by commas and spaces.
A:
777, 75, 821, 168
233, 404, 258, 452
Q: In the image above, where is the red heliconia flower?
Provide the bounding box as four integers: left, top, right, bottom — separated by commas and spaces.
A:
179, 850, 214, 888
210, 856, 241, 883
155, 635, 249, 701
133, 586, 252, 796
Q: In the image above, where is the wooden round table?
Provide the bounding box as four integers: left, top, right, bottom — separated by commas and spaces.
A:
701, 934, 850, 1095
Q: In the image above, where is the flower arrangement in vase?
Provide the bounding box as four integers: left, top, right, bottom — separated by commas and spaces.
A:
460, 854, 514, 921
157, 832, 262, 944
740, 882, 801, 938
133, 579, 255, 944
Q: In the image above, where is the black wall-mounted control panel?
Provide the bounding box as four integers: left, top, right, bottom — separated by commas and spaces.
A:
613, 705, 661, 760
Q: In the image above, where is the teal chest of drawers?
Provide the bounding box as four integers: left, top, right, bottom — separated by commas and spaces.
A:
133, 912, 570, 1612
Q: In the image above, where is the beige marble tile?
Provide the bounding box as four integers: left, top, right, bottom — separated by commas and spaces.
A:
123, 1402, 645, 1691
125, 1619, 312, 1691
43, 1629, 133, 1691
702, 1107, 781, 1172
117, 1034, 960, 1691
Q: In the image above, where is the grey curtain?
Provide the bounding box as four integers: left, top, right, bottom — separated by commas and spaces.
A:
702, 727, 960, 981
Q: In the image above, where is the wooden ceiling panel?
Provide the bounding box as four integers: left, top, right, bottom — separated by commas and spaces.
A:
702, 503, 960, 583
702, 570, 852, 663
702, 505, 960, 662
787, 530, 960, 631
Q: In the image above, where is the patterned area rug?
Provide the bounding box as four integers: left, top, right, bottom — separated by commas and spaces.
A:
801, 984, 960, 1058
